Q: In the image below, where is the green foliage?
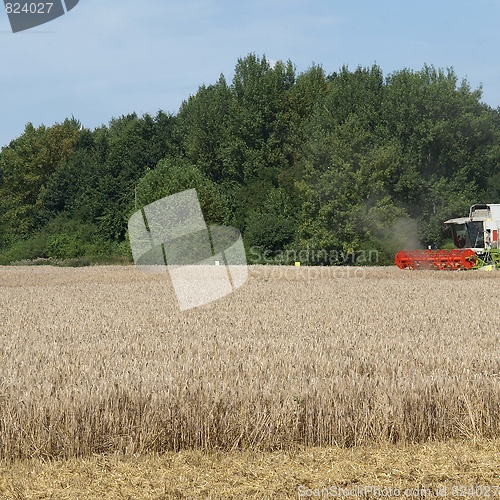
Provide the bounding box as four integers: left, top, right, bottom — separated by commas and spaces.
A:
0, 119, 80, 244
0, 215, 126, 265
135, 157, 229, 225
245, 187, 298, 260
47, 233, 83, 260
2, 55, 500, 266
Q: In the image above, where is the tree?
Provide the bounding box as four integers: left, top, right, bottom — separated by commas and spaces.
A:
176, 75, 233, 182
244, 187, 298, 260
135, 157, 229, 226
0, 119, 80, 244
3, 56, 500, 265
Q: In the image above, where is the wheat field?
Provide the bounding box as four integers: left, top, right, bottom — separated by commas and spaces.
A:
0, 264, 498, 468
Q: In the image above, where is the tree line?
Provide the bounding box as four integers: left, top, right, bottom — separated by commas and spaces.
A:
1, 53, 500, 266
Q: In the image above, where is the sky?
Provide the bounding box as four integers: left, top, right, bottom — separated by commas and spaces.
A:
1, 0, 500, 149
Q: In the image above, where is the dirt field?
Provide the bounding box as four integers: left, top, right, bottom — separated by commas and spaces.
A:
0, 265, 499, 497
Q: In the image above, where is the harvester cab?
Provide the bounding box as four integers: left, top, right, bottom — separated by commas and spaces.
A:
395, 204, 500, 270
445, 204, 500, 252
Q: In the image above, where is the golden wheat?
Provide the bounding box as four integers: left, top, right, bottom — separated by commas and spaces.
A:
0, 265, 498, 462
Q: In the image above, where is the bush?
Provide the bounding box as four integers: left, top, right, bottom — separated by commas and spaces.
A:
47, 233, 84, 260
0, 216, 131, 265
0, 234, 49, 264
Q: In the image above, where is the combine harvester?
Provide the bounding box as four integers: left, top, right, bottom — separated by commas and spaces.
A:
395, 204, 500, 270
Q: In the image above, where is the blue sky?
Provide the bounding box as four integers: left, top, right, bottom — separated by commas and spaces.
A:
1, 0, 499, 148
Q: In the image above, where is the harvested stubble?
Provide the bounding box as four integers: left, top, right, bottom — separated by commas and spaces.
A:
0, 265, 499, 462
1, 440, 499, 498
